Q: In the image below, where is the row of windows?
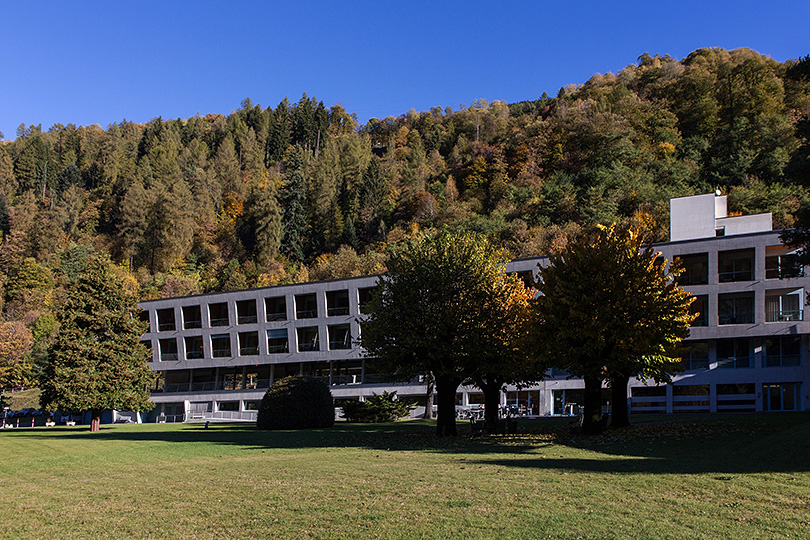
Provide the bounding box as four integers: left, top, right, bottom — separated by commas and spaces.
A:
681, 336, 802, 371
146, 325, 353, 361
151, 360, 378, 393
689, 290, 803, 326
676, 248, 804, 286
143, 287, 377, 333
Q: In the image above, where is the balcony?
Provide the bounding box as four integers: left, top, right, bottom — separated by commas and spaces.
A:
718, 249, 754, 283
766, 310, 804, 322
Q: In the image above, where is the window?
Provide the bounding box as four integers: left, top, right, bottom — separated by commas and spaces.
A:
156, 308, 176, 332
328, 325, 351, 350
219, 368, 243, 391
182, 305, 202, 329
208, 303, 229, 327
184, 335, 204, 359
358, 287, 377, 314
718, 292, 754, 325
244, 367, 271, 390
159, 338, 178, 361
716, 338, 751, 369
297, 327, 319, 352
718, 249, 754, 282
765, 289, 803, 322
211, 334, 232, 358
266, 329, 289, 354
238, 331, 259, 356
217, 401, 239, 412
764, 336, 801, 367
190, 370, 216, 392
690, 295, 708, 327
681, 341, 709, 371
763, 383, 800, 411
243, 400, 262, 411
138, 310, 151, 332
766, 249, 804, 279
236, 300, 258, 325
265, 296, 287, 322
295, 294, 317, 319
675, 253, 708, 285
331, 360, 363, 385
326, 290, 350, 316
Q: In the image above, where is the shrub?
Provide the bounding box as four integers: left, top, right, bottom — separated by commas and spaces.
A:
341, 391, 415, 422
256, 376, 335, 430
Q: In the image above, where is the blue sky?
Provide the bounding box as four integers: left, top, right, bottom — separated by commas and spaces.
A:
1, 1, 808, 139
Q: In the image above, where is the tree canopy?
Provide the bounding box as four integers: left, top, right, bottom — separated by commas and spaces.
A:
360, 229, 535, 436
533, 224, 694, 432
40, 255, 154, 430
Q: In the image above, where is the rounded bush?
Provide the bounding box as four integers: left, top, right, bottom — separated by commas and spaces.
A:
256, 376, 335, 430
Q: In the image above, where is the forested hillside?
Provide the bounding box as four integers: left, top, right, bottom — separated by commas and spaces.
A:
1, 47, 809, 387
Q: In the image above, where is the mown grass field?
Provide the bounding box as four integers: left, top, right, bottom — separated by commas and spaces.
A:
0, 413, 808, 539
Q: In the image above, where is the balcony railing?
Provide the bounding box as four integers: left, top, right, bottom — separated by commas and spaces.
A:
298, 342, 319, 352
160, 353, 178, 361
329, 340, 351, 350
267, 342, 289, 354
766, 310, 804, 322
327, 306, 349, 316
296, 309, 317, 319
716, 356, 752, 369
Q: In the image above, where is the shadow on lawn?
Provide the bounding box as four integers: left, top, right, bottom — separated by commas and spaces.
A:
9, 413, 810, 475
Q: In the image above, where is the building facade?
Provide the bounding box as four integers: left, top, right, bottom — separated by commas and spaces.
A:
139, 193, 809, 421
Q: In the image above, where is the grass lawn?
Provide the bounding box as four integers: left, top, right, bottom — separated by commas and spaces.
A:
1, 413, 808, 540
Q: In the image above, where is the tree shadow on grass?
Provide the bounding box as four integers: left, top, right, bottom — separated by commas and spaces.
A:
7, 413, 810, 475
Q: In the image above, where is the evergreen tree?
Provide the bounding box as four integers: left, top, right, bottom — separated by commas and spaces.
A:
40, 255, 154, 431
280, 146, 308, 262
266, 99, 291, 166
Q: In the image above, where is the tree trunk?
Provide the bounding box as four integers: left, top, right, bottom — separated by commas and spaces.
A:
435, 375, 461, 437
582, 376, 603, 435
610, 374, 631, 428
424, 377, 435, 419
90, 409, 102, 432
481, 377, 502, 432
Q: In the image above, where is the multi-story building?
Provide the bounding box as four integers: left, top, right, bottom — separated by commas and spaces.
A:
139, 193, 808, 422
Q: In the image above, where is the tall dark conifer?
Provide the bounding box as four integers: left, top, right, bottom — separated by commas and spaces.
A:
280, 146, 307, 262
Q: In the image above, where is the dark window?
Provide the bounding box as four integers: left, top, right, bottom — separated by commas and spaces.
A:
765, 291, 803, 322
267, 329, 289, 354
328, 325, 351, 350
764, 336, 801, 367
209, 303, 229, 327
766, 253, 804, 279
217, 401, 239, 411
159, 338, 178, 361
358, 287, 377, 314
182, 305, 202, 329
236, 300, 257, 325
156, 308, 176, 332
718, 292, 754, 325
184, 335, 204, 360
690, 295, 708, 327
211, 334, 231, 358
295, 294, 318, 319
681, 341, 709, 371
138, 310, 151, 332
238, 331, 259, 356
265, 296, 287, 322
675, 253, 708, 285
718, 249, 754, 282
326, 290, 350, 316
297, 327, 319, 351
716, 339, 751, 369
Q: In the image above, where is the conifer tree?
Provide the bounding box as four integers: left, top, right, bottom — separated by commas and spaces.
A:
40, 255, 154, 431
280, 146, 308, 262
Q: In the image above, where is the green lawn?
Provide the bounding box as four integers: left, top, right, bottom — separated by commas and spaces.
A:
1, 414, 808, 539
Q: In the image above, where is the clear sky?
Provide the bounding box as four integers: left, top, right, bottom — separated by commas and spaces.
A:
1, 1, 808, 139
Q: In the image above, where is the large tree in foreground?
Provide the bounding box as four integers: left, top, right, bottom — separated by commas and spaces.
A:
534, 224, 694, 433
360, 230, 534, 437
40, 255, 154, 431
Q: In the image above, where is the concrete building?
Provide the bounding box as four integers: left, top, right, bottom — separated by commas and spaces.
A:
139, 193, 808, 421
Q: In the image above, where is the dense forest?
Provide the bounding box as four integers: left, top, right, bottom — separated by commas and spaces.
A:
1, 47, 809, 387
